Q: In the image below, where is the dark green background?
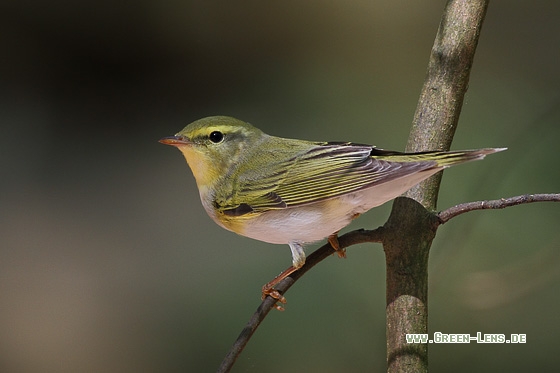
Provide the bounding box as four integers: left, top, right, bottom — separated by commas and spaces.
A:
1, 1, 559, 372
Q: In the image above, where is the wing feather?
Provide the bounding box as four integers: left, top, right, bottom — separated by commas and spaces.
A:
216, 142, 437, 215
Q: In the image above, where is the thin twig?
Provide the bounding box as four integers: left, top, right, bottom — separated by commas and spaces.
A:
437, 193, 560, 224
216, 228, 385, 373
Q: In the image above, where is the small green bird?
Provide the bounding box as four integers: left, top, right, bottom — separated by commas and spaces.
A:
160, 116, 504, 305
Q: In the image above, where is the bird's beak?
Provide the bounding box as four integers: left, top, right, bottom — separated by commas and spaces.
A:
159, 135, 190, 147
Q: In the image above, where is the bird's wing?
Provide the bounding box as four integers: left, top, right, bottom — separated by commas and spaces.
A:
215, 142, 437, 216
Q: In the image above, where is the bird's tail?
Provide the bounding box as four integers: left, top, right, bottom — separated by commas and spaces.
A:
370, 147, 507, 167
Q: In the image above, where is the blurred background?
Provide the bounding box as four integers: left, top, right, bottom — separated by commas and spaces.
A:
1, 1, 559, 372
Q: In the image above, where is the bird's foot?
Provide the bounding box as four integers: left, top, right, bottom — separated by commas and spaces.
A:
261, 265, 298, 311
328, 233, 346, 259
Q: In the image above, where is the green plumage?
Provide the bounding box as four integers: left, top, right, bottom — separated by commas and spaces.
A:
215, 134, 504, 214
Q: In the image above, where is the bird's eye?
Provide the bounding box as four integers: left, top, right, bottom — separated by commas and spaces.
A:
209, 131, 224, 143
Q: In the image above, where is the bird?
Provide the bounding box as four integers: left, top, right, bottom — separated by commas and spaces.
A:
160, 116, 505, 308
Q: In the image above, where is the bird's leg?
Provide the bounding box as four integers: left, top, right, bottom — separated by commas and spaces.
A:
328, 233, 346, 258
328, 213, 360, 259
261, 242, 305, 311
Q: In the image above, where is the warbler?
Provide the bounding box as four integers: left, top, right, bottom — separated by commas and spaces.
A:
160, 116, 504, 303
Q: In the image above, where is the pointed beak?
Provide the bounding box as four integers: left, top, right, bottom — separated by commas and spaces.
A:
159, 135, 190, 147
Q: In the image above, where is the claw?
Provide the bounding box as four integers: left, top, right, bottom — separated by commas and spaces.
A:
261, 286, 287, 311
261, 265, 298, 310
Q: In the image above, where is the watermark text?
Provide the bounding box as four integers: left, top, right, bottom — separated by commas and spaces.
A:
406, 332, 526, 344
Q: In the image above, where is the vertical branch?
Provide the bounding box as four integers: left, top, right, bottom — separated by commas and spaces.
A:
405, 0, 490, 209
385, 1, 489, 372
385, 198, 439, 372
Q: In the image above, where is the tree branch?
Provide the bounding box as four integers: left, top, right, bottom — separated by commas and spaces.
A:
216, 228, 384, 373
385, 1, 489, 372
437, 193, 560, 224
404, 0, 490, 209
